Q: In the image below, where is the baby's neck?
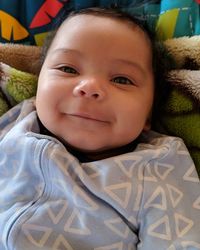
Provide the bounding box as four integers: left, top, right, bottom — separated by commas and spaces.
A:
65, 140, 139, 163
38, 116, 139, 162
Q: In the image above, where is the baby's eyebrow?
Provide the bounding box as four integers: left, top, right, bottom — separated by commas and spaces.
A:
50, 48, 83, 57
114, 58, 147, 76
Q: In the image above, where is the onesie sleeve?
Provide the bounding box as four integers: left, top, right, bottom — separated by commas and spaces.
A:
0, 102, 22, 138
0, 98, 35, 140
137, 137, 200, 250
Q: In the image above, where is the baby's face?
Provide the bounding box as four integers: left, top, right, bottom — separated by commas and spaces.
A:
36, 14, 154, 153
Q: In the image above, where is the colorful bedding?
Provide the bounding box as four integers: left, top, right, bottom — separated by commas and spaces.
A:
0, 0, 200, 45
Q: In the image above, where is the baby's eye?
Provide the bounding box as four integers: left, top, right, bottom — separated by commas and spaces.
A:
59, 66, 78, 74
112, 76, 133, 85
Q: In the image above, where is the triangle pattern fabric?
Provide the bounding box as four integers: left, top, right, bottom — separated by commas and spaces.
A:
147, 215, 171, 240
174, 213, 194, 237
73, 186, 99, 211
183, 164, 199, 182
50, 149, 72, 177
94, 241, 123, 250
47, 200, 68, 224
114, 155, 142, 177
82, 163, 100, 178
64, 208, 91, 235
52, 234, 74, 250
138, 163, 158, 182
193, 195, 200, 210
181, 241, 200, 249
128, 216, 137, 226
167, 184, 183, 208
167, 245, 176, 250
133, 184, 143, 211
144, 186, 167, 210
104, 182, 131, 209
22, 224, 52, 247
104, 217, 129, 239
176, 141, 191, 156
154, 163, 174, 180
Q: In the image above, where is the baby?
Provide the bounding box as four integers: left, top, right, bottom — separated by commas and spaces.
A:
0, 7, 200, 250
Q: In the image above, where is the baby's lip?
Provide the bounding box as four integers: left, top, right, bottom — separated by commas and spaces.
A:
67, 112, 109, 123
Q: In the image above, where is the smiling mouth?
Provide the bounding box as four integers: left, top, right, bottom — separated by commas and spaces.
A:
68, 113, 108, 123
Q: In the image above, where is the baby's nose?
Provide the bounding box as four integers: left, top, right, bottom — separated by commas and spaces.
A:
73, 78, 106, 100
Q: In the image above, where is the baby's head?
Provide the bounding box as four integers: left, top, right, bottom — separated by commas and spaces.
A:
36, 7, 158, 153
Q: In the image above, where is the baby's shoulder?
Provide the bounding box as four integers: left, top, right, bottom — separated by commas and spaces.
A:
0, 97, 36, 139
135, 130, 191, 164
139, 130, 186, 151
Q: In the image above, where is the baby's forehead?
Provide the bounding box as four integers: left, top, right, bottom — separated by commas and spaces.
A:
55, 13, 152, 46
46, 12, 153, 68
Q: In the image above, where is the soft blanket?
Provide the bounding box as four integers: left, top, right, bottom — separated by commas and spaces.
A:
0, 36, 200, 175
158, 36, 200, 174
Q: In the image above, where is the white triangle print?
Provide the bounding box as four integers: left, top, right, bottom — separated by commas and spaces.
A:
147, 215, 171, 240
115, 155, 142, 177
128, 216, 137, 226
82, 163, 100, 178
176, 141, 190, 155
154, 163, 174, 180
51, 149, 71, 177
183, 164, 199, 182
71, 164, 85, 181
104, 217, 129, 238
138, 163, 157, 182
52, 179, 68, 192
94, 241, 123, 250
167, 245, 176, 250
104, 182, 131, 208
22, 224, 52, 247
51, 148, 78, 177
181, 241, 200, 249
167, 184, 183, 208
53, 234, 74, 250
177, 149, 190, 156
64, 208, 91, 235
47, 200, 68, 224
193, 195, 200, 210
73, 186, 98, 211
174, 213, 194, 237
144, 186, 167, 210
133, 184, 143, 211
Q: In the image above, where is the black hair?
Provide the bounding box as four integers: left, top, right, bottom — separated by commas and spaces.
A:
41, 7, 174, 126
41, 7, 155, 61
